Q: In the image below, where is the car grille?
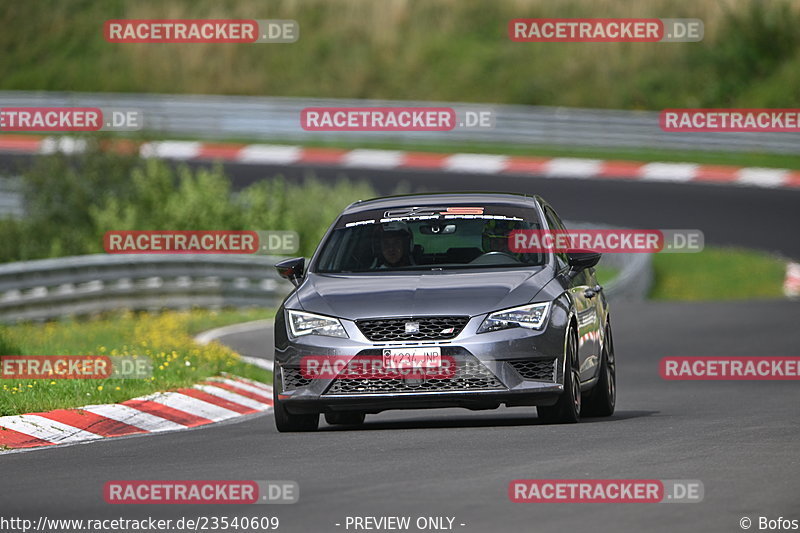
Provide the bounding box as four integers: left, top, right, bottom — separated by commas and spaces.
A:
324, 354, 503, 395
281, 367, 312, 390
355, 316, 470, 341
508, 359, 557, 382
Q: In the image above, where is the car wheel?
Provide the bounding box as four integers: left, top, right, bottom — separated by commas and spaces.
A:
324, 412, 366, 426
537, 327, 581, 424
583, 323, 616, 417
273, 369, 319, 432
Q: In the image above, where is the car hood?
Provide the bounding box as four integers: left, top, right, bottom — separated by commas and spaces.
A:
295, 267, 552, 319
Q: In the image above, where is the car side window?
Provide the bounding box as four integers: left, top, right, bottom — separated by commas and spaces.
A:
542, 205, 569, 271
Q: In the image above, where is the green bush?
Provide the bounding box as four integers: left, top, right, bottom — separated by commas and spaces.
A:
0, 142, 379, 262
239, 175, 377, 257
17, 140, 140, 258
0, 327, 21, 356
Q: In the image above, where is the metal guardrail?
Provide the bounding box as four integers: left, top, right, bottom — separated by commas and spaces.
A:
568, 221, 653, 300
0, 254, 293, 323
0, 238, 650, 325
2, 91, 798, 154
599, 252, 652, 300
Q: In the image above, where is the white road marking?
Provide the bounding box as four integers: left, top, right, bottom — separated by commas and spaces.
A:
237, 144, 301, 164
193, 384, 271, 410
736, 168, 788, 188
207, 377, 274, 398
222, 373, 274, 392
140, 141, 202, 159
443, 154, 508, 173
343, 149, 404, 168
545, 158, 603, 178
136, 391, 241, 421
194, 319, 272, 346
640, 162, 699, 182
39, 136, 88, 155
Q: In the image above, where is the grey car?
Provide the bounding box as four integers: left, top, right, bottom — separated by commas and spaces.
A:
272, 192, 616, 431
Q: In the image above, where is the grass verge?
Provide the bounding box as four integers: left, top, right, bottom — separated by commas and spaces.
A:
3, 0, 800, 112
650, 247, 787, 301
0, 309, 275, 417
594, 265, 619, 286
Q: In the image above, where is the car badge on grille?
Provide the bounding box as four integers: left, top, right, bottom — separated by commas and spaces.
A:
441, 327, 455, 334
404, 322, 420, 333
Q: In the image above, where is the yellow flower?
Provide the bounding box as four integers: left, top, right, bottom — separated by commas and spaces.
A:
97, 385, 104, 391
50, 381, 56, 385
115, 386, 121, 391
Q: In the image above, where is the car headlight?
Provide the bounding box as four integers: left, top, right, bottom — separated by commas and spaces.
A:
477, 302, 551, 333
287, 310, 348, 338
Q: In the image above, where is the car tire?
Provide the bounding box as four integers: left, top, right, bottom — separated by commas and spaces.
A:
324, 412, 366, 426
537, 327, 581, 424
582, 323, 616, 417
273, 370, 319, 432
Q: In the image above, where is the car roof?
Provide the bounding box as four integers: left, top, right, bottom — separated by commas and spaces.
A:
342, 192, 541, 215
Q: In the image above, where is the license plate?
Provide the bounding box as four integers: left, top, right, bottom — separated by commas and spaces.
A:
382, 347, 441, 369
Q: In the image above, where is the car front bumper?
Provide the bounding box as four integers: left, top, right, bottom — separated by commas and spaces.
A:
274, 310, 570, 415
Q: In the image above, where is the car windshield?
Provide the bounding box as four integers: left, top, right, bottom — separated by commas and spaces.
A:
314, 204, 546, 272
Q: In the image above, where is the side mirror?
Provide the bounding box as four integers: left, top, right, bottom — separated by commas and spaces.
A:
566, 250, 601, 274
275, 257, 305, 287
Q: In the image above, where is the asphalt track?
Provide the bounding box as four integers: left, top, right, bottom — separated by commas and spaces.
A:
2, 300, 799, 533
1, 155, 799, 532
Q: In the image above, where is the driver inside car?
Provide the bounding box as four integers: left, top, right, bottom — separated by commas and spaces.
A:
373, 224, 414, 268
481, 219, 516, 254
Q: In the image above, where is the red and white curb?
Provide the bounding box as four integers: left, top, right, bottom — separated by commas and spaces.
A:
0, 374, 273, 451
784, 262, 800, 299
1, 134, 799, 190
